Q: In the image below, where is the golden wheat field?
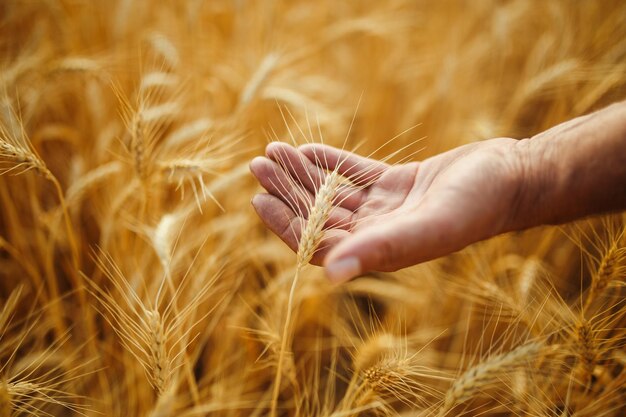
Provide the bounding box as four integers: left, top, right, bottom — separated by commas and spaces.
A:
1, 1, 626, 416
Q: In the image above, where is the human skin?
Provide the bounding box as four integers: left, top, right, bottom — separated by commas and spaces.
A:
250, 101, 626, 283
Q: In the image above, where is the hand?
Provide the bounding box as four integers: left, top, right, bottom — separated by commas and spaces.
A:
250, 138, 526, 282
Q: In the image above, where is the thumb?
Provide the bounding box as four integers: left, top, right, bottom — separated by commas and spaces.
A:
323, 212, 464, 283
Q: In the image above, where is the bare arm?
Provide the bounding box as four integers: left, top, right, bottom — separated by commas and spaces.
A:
510, 101, 626, 231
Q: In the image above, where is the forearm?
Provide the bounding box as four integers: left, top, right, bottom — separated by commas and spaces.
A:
512, 101, 626, 230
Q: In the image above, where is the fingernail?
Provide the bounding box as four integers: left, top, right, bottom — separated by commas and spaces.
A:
326, 257, 361, 283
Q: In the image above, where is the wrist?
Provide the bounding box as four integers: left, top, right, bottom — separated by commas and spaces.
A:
505, 136, 562, 232
506, 101, 626, 232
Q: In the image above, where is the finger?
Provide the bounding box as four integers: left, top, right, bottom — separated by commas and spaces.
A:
251, 193, 351, 266
267, 142, 366, 211
250, 156, 313, 217
299, 144, 388, 186
322, 203, 473, 283
251, 157, 358, 230
252, 193, 302, 253
266, 142, 325, 192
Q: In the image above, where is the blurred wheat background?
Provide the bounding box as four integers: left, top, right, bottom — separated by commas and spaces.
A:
1, 1, 626, 416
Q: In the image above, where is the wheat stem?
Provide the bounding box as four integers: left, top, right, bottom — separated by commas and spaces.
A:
155, 243, 202, 405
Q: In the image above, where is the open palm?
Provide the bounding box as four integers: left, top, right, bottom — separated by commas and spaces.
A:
251, 139, 523, 281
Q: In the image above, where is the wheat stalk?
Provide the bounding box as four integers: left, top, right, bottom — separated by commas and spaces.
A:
270, 169, 341, 417
88, 273, 175, 395
86, 255, 175, 395
87, 251, 216, 399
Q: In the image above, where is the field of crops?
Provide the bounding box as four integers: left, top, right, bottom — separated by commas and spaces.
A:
1, 1, 625, 416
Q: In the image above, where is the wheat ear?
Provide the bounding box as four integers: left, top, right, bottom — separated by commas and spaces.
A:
437, 342, 542, 417
573, 319, 597, 388
361, 359, 444, 409
0, 141, 51, 178
238, 53, 279, 108
584, 239, 626, 311
146, 309, 171, 395
353, 333, 397, 373
114, 80, 179, 186
88, 251, 216, 398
